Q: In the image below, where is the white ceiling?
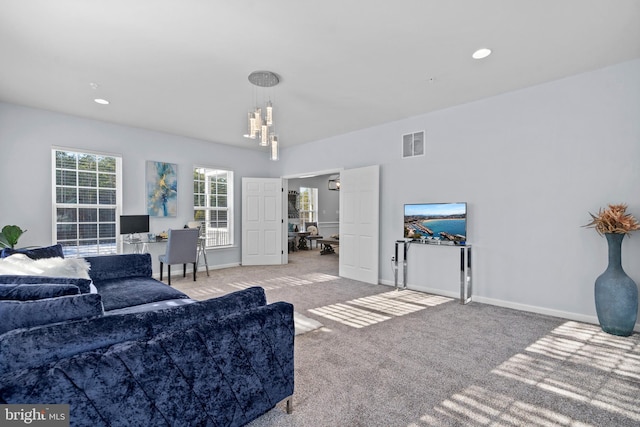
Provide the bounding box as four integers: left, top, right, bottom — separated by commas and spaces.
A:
1, 1, 639, 150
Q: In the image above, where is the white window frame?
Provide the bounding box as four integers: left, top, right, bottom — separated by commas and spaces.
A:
299, 186, 318, 228
52, 147, 122, 257
402, 131, 425, 158
193, 166, 234, 248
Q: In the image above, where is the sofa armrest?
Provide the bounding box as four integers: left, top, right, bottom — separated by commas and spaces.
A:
0, 299, 294, 427
85, 254, 152, 283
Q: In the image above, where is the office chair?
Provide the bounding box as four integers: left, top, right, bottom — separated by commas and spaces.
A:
158, 228, 199, 286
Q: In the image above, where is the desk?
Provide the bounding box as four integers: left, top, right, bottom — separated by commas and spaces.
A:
122, 237, 166, 254
122, 236, 209, 276
297, 232, 310, 250
196, 236, 209, 276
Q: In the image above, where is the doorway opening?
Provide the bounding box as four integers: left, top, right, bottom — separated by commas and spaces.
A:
284, 169, 341, 262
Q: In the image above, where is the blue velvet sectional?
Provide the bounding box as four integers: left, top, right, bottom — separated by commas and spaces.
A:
85, 253, 193, 313
0, 251, 295, 426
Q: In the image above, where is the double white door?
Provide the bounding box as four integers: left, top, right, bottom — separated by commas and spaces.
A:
241, 165, 379, 285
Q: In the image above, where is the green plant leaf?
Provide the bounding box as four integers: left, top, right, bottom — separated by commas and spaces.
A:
0, 233, 10, 249
0, 225, 26, 249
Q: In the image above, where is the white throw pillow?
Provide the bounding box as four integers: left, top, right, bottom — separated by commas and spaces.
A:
307, 225, 318, 236
0, 254, 91, 279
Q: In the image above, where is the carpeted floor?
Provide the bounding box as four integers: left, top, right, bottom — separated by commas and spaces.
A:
171, 249, 640, 427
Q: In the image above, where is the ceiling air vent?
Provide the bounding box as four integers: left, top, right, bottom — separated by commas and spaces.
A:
402, 131, 424, 158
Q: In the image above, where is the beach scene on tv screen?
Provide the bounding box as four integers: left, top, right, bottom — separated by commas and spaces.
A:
404, 203, 466, 242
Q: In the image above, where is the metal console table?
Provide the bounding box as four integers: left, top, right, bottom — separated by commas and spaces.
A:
394, 239, 472, 304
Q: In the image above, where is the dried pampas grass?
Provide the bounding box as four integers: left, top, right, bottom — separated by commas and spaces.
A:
584, 204, 640, 236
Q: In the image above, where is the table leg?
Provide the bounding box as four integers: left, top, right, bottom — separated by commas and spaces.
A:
298, 237, 308, 250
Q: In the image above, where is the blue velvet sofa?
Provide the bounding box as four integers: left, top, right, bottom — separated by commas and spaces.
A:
84, 253, 193, 313
0, 251, 295, 426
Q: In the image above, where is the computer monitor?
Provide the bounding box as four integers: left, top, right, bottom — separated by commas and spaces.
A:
119, 215, 150, 235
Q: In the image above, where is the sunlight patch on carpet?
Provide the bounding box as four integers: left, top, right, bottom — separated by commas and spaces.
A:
225, 273, 340, 293
491, 320, 640, 422
300, 272, 340, 283
308, 303, 392, 328
419, 385, 585, 426
188, 286, 227, 298
308, 290, 451, 329
294, 312, 324, 335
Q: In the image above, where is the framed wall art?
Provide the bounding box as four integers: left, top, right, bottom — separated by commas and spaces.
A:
146, 160, 177, 217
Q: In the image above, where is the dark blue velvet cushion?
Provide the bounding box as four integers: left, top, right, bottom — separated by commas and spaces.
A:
94, 277, 189, 311
0, 275, 91, 294
0, 244, 64, 259
0, 299, 294, 427
0, 283, 80, 300
85, 254, 152, 282
0, 286, 267, 376
84, 253, 193, 310
85, 253, 185, 311
0, 293, 104, 334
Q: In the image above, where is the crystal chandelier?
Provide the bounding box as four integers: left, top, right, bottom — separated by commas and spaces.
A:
244, 71, 280, 161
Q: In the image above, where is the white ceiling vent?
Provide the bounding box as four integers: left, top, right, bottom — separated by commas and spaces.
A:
402, 131, 425, 158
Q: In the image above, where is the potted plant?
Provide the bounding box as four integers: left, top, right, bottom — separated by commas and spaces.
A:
0, 225, 27, 249
584, 204, 640, 336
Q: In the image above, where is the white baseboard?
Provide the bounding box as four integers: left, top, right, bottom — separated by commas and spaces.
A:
152, 262, 240, 279
379, 280, 461, 300
378, 279, 640, 332
196, 262, 240, 272
471, 295, 598, 325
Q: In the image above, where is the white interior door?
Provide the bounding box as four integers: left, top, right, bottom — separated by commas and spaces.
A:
339, 165, 380, 284
242, 177, 284, 266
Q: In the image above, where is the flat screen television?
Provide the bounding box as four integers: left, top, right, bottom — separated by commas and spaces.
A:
404, 202, 467, 243
119, 215, 150, 235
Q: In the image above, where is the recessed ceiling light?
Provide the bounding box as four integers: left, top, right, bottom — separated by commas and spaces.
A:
94, 98, 110, 105
472, 48, 492, 59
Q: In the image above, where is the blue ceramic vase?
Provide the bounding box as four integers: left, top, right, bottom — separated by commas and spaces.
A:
594, 233, 638, 336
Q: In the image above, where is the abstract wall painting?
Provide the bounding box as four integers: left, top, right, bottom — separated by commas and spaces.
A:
146, 161, 177, 217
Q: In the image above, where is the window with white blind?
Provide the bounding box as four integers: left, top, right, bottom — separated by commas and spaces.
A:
52, 148, 122, 257
193, 167, 233, 248
299, 187, 318, 226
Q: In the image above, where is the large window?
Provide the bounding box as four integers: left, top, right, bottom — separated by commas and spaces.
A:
193, 167, 233, 248
299, 187, 318, 226
52, 148, 122, 257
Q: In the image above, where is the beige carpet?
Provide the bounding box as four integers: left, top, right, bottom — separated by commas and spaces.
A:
293, 311, 324, 336
170, 249, 640, 427
172, 249, 336, 335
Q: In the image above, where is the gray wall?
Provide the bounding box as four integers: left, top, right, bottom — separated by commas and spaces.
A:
1, 59, 639, 325
0, 103, 275, 271
277, 59, 640, 325
288, 174, 340, 231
